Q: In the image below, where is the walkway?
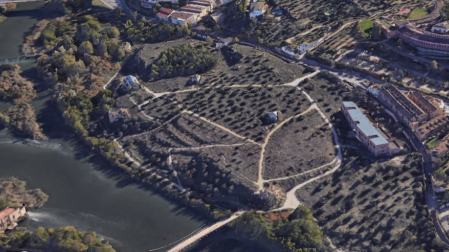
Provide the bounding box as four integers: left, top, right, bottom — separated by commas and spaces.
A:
167, 211, 246, 252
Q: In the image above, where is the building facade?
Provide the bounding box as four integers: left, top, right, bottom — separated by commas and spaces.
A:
0, 207, 26, 233
250, 2, 267, 18
170, 12, 196, 25
157, 8, 175, 21
408, 91, 443, 119
342, 101, 399, 156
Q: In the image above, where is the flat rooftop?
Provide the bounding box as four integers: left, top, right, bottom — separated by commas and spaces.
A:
343, 102, 389, 146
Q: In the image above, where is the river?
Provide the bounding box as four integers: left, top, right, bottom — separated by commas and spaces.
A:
0, 3, 270, 252
0, 3, 208, 252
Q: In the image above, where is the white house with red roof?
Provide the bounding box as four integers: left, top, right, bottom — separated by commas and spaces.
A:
157, 8, 175, 21
170, 12, 197, 25
0, 207, 26, 232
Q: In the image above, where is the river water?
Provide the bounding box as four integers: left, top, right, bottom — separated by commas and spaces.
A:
0, 3, 208, 252
0, 3, 270, 252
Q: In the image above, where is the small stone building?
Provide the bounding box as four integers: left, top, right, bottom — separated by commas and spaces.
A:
124, 75, 141, 91
0, 207, 26, 233
109, 108, 130, 123
261, 111, 279, 124
191, 74, 201, 83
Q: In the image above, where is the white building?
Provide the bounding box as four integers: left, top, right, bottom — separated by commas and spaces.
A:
191, 74, 201, 83
109, 108, 130, 123
124, 75, 141, 91
249, 2, 267, 18
281, 46, 296, 56
298, 37, 323, 52
216, 37, 233, 48
141, 0, 178, 8
432, 21, 449, 34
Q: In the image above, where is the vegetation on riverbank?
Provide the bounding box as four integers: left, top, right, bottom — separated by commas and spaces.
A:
0, 176, 48, 210
0, 226, 116, 252
228, 206, 330, 251
0, 103, 47, 140
0, 64, 36, 104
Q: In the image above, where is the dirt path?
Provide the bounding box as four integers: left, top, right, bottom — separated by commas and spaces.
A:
174, 143, 247, 151
129, 97, 154, 120
184, 110, 261, 146
282, 70, 321, 86
167, 148, 185, 191
285, 25, 328, 44
264, 157, 338, 182
103, 70, 119, 89
255, 104, 316, 191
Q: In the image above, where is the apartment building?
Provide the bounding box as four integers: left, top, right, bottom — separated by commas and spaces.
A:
342, 101, 400, 156
179, 5, 208, 16
416, 114, 449, 141
408, 91, 443, 120
170, 12, 196, 25
157, 8, 175, 21
379, 84, 427, 130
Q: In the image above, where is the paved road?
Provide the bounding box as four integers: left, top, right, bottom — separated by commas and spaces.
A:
404, 127, 449, 245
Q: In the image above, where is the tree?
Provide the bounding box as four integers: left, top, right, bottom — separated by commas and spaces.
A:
206, 36, 213, 44
233, 37, 239, 43
0, 196, 7, 209
106, 26, 120, 38
78, 41, 94, 55
131, 11, 138, 22
431, 60, 439, 71
372, 24, 381, 40
214, 24, 222, 35
111, 7, 123, 16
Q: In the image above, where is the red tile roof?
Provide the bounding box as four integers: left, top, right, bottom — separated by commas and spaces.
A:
161, 8, 175, 14
171, 12, 194, 20
183, 5, 204, 10
157, 12, 170, 18
0, 208, 15, 220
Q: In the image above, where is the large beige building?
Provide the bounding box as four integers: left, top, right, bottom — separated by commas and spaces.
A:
342, 102, 400, 156
379, 84, 447, 141
0, 207, 26, 232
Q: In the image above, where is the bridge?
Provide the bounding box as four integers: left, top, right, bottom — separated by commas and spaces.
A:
166, 211, 245, 252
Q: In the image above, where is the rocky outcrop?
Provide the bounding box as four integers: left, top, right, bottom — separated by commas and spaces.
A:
0, 103, 47, 140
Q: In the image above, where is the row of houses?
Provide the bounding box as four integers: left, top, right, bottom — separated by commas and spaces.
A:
342, 101, 400, 156
379, 84, 445, 140
152, 0, 234, 25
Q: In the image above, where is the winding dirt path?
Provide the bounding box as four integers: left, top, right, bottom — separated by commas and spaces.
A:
285, 25, 328, 44
184, 110, 261, 146
255, 105, 316, 191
